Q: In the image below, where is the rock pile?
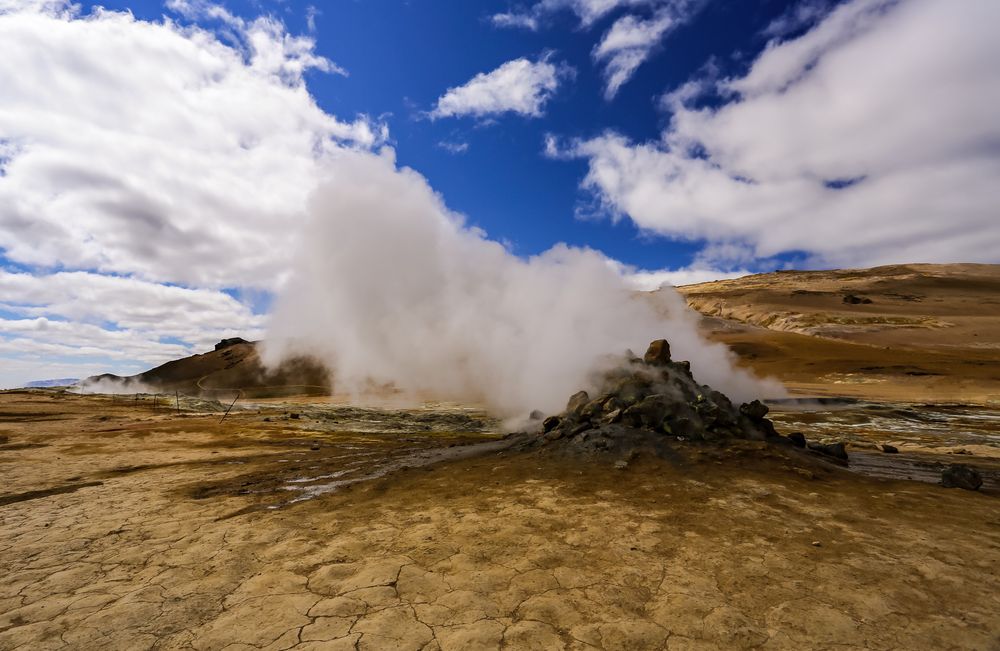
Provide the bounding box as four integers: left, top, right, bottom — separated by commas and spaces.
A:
527, 339, 815, 459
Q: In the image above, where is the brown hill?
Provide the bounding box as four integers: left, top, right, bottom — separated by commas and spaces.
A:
671, 263, 1000, 402
87, 339, 330, 399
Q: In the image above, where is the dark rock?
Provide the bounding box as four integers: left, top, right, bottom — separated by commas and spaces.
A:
843, 294, 873, 305
758, 418, 780, 438
290, 413, 300, 420
529, 410, 545, 421
544, 427, 566, 441
602, 396, 624, 414
809, 441, 848, 461
611, 377, 652, 407
624, 394, 670, 429
542, 416, 561, 433
786, 432, 806, 448
643, 339, 672, 365
880, 444, 899, 454
214, 337, 250, 351
527, 338, 786, 457
740, 400, 769, 421
580, 398, 607, 420
941, 464, 982, 491
672, 360, 691, 375
566, 391, 590, 415
601, 408, 623, 425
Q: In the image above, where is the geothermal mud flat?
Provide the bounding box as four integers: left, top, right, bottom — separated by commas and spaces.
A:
1, 388, 999, 650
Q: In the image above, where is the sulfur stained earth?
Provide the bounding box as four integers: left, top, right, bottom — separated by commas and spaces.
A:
1, 391, 999, 650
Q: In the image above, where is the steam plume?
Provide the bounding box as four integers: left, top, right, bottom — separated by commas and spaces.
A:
264, 149, 782, 417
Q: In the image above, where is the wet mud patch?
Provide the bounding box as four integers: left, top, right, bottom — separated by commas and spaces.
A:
0, 481, 103, 507
178, 432, 512, 514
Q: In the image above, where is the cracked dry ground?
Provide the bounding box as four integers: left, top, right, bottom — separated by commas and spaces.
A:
1, 392, 999, 650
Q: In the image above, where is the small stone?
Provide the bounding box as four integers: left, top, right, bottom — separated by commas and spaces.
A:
811, 541, 822, 547
528, 410, 544, 421
941, 464, 982, 491
740, 400, 769, 421
614, 460, 628, 470
880, 444, 899, 454
566, 391, 590, 414
643, 339, 672, 365
808, 441, 849, 461
601, 408, 622, 425
786, 432, 806, 448
290, 413, 300, 420
310, 445, 320, 451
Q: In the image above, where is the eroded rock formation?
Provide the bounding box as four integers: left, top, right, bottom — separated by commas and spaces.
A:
527, 339, 826, 460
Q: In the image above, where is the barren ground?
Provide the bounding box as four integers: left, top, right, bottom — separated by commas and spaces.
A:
674, 263, 1000, 402
2, 391, 999, 650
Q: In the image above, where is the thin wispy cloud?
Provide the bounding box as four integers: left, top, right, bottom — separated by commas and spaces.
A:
593, 8, 677, 99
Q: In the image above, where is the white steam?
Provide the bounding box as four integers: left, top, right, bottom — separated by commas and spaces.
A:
73, 376, 156, 395
264, 149, 782, 417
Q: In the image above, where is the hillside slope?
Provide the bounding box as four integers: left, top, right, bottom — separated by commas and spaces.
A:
672, 263, 1000, 402
87, 339, 330, 398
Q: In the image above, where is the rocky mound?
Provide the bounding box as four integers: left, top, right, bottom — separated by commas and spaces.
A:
524, 339, 815, 460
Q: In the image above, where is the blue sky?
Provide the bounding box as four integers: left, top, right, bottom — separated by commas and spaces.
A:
1, 0, 998, 387
83, 0, 809, 272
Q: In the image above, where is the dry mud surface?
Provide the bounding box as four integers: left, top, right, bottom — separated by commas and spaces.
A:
2, 391, 999, 650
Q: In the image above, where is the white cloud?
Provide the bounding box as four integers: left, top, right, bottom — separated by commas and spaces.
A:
624, 267, 750, 290
430, 56, 571, 119
762, 0, 835, 39
438, 141, 470, 154
0, 0, 385, 385
491, 0, 657, 30
490, 11, 539, 30
593, 8, 677, 99
0, 270, 266, 388
492, 0, 703, 99
0, 0, 381, 290
605, 257, 749, 290
560, 0, 1000, 268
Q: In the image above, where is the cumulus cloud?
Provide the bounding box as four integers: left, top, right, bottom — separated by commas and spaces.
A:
0, 0, 381, 290
264, 149, 778, 418
430, 56, 571, 119
560, 0, 1000, 268
0, 0, 380, 385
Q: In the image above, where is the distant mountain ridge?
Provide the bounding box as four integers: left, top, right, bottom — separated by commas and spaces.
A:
23, 378, 79, 388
